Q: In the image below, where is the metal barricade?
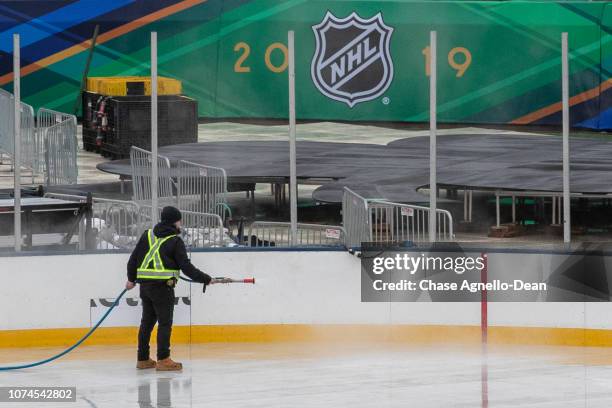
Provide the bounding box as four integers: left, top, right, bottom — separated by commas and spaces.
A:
0, 88, 11, 154
247, 221, 346, 247
342, 187, 371, 247
367, 200, 454, 243
181, 210, 225, 248
44, 193, 144, 250
22, 103, 36, 177
42, 193, 229, 250
0, 88, 37, 178
37, 108, 78, 184
137, 205, 227, 248
130, 146, 177, 206
38, 110, 78, 185
342, 187, 454, 246
91, 197, 144, 249
177, 160, 229, 221
37, 108, 75, 130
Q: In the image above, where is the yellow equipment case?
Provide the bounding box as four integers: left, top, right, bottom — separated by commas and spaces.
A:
86, 76, 182, 96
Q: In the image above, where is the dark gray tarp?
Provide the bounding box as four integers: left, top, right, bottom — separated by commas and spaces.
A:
97, 134, 612, 204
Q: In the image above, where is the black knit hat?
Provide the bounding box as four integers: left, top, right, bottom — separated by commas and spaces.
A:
161, 206, 182, 224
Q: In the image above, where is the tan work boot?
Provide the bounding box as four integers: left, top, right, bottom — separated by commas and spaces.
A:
156, 357, 182, 371
136, 359, 156, 369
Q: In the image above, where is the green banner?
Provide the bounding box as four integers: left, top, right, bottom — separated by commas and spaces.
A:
5, 1, 611, 128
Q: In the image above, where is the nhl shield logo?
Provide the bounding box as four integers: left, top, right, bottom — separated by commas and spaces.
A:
311, 12, 394, 108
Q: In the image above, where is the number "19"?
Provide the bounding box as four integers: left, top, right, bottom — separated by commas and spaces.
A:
422, 46, 472, 77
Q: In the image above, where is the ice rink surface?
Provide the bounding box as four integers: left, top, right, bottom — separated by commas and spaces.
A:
2, 343, 612, 407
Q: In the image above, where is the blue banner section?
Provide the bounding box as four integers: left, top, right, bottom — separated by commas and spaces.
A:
0, 0, 134, 52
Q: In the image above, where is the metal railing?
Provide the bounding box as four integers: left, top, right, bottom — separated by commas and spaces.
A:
36, 190, 228, 250
368, 200, 454, 243
342, 187, 454, 247
44, 193, 145, 250
137, 205, 227, 249
342, 187, 372, 247
37, 108, 78, 185
0, 89, 11, 156
92, 197, 145, 250
18, 103, 36, 180
247, 221, 346, 247
129, 147, 234, 248
130, 146, 177, 206
0, 88, 37, 178
0, 91, 77, 185
37, 108, 75, 130
181, 210, 226, 248
130, 148, 233, 222
177, 160, 229, 221
38, 109, 78, 185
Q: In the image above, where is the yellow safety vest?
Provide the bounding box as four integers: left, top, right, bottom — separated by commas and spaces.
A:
136, 229, 180, 281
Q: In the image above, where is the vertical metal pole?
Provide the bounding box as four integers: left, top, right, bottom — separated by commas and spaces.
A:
288, 31, 297, 246
429, 31, 437, 242
561, 32, 571, 244
469, 190, 473, 222
496, 193, 500, 228
151, 32, 159, 225
13, 34, 21, 252
463, 189, 468, 222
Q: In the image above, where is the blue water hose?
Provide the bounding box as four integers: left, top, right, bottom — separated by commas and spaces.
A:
0, 288, 128, 371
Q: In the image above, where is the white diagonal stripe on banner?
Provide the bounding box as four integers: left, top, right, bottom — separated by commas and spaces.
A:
330, 51, 381, 91
319, 26, 377, 69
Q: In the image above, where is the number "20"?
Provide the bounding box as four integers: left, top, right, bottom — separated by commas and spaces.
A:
234, 42, 288, 73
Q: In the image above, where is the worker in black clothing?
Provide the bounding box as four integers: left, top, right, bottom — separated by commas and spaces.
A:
126, 206, 213, 371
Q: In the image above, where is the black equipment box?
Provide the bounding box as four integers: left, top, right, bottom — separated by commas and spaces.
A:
82, 92, 198, 159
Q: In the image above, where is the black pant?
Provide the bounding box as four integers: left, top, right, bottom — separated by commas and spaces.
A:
137, 283, 175, 361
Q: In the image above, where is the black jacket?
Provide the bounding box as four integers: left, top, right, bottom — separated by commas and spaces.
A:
127, 223, 212, 285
